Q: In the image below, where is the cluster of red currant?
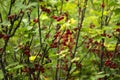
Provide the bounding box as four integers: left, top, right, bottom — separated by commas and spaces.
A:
41, 6, 51, 14
101, 32, 112, 38
8, 14, 17, 21
22, 65, 45, 80
0, 32, 9, 41
50, 29, 75, 51
83, 36, 119, 69
116, 28, 120, 32
104, 59, 117, 69
51, 29, 77, 73
51, 15, 64, 22
19, 45, 31, 57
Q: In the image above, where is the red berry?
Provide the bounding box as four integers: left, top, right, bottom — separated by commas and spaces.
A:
110, 63, 117, 69
3, 34, 9, 41
101, 3, 105, 8
63, 38, 68, 42
0, 33, 4, 38
8, 15, 12, 20
33, 76, 36, 80
35, 64, 39, 71
45, 33, 50, 38
101, 33, 106, 37
24, 49, 30, 56
54, 31, 61, 38
51, 15, 58, 19
54, 34, 59, 38
8, 14, 16, 20
66, 29, 72, 34
56, 31, 61, 34
22, 66, 29, 72
57, 16, 64, 21
76, 63, 82, 68
94, 41, 99, 45
105, 59, 111, 67
62, 41, 67, 46
50, 42, 57, 48
41, 7, 50, 13
116, 28, 120, 32
40, 66, 45, 73
89, 23, 95, 28
107, 34, 112, 38
45, 9, 50, 13
33, 18, 38, 23
98, 78, 102, 80
100, 43, 104, 47
86, 45, 90, 48
89, 38, 93, 43
107, 52, 113, 58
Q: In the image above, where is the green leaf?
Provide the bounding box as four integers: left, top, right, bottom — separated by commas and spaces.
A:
40, 14, 49, 20
71, 57, 80, 63
5, 62, 24, 71
114, 8, 120, 15
13, 64, 24, 70
27, 2, 38, 8
0, 70, 4, 79
14, 2, 27, 10
5, 62, 19, 70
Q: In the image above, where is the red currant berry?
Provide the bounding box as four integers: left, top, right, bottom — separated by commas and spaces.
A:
101, 3, 105, 8
105, 59, 111, 67
33, 18, 38, 23
57, 16, 64, 22
0, 33, 4, 38
110, 63, 117, 69
116, 28, 120, 32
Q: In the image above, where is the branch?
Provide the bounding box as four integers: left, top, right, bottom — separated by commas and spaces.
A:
36, 3, 43, 80
10, 14, 24, 37
99, 0, 106, 72
0, 13, 3, 23
8, 0, 16, 15
65, 0, 88, 79
70, 45, 94, 75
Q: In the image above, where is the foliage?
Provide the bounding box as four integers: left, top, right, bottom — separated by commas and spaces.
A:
0, 0, 120, 80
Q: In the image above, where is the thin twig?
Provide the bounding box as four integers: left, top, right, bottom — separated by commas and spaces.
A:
65, 0, 88, 79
